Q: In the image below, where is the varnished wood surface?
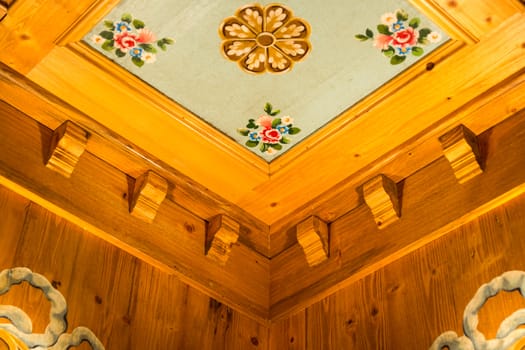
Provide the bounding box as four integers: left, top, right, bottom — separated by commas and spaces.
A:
0, 186, 269, 350
270, 110, 525, 320
270, 191, 525, 349
0, 101, 270, 323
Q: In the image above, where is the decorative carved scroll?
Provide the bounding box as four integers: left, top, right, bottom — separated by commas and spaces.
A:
296, 216, 329, 267
129, 171, 168, 223
45, 121, 88, 178
439, 124, 483, 184
0, 267, 104, 350
362, 174, 401, 228
205, 215, 239, 266
430, 271, 525, 350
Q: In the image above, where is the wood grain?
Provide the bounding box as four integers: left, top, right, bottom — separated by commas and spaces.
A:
0, 102, 270, 323
129, 171, 168, 223
362, 174, 401, 229
45, 121, 88, 178
272, 188, 525, 349
296, 217, 329, 267
0, 186, 269, 350
270, 110, 525, 320
0, 62, 271, 257
206, 215, 240, 266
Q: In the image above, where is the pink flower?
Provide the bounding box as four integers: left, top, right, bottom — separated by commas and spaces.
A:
114, 31, 139, 51
391, 27, 419, 47
137, 28, 156, 43
374, 34, 393, 50
256, 115, 273, 129
260, 128, 282, 144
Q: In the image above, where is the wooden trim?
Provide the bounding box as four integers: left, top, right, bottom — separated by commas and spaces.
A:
0, 62, 271, 257
269, 111, 525, 321
0, 102, 270, 324
362, 174, 401, 229
45, 121, 89, 178
206, 215, 241, 266
129, 171, 168, 223
296, 216, 330, 267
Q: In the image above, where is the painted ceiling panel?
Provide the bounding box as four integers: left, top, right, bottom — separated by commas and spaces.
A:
84, 0, 448, 162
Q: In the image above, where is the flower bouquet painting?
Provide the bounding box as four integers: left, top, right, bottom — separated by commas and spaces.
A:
355, 9, 441, 65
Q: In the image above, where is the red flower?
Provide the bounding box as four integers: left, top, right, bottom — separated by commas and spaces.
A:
374, 34, 393, 50
137, 28, 156, 44
260, 128, 282, 144
114, 31, 139, 51
391, 27, 418, 47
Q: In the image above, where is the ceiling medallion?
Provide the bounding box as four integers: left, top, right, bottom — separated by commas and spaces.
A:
219, 3, 311, 74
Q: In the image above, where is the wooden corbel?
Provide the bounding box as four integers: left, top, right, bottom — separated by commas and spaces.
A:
0, 4, 7, 22
205, 215, 239, 266
362, 174, 401, 229
129, 171, 168, 223
439, 124, 483, 184
45, 121, 88, 178
296, 216, 329, 267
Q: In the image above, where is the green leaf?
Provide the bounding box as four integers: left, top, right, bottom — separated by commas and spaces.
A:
390, 55, 406, 65
280, 136, 291, 144
139, 44, 157, 53
245, 140, 258, 148
365, 28, 374, 38
271, 118, 281, 128
409, 17, 420, 29
382, 47, 395, 57
377, 24, 391, 35
270, 144, 282, 150
396, 10, 409, 21
99, 31, 114, 40
132, 56, 145, 67
121, 13, 132, 23
103, 21, 114, 29
288, 127, 301, 135
264, 102, 273, 114
412, 46, 424, 56
419, 28, 431, 38
270, 109, 280, 116
162, 38, 175, 45
101, 40, 114, 51
115, 48, 126, 57
158, 42, 167, 51
418, 37, 429, 45
260, 143, 269, 152
133, 19, 145, 29
237, 128, 250, 136
354, 34, 369, 41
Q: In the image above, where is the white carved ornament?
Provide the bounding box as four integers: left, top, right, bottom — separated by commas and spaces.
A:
431, 271, 525, 350
0, 267, 104, 350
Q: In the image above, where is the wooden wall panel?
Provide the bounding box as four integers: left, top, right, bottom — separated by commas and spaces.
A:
0, 186, 268, 350
272, 192, 525, 349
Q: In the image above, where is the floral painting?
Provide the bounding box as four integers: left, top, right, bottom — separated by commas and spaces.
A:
237, 103, 300, 155
355, 9, 441, 65
91, 13, 174, 67
219, 4, 311, 74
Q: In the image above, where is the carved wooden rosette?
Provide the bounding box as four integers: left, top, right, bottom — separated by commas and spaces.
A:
296, 216, 330, 267
362, 174, 401, 228
205, 215, 240, 266
45, 121, 88, 178
129, 171, 168, 223
439, 124, 483, 184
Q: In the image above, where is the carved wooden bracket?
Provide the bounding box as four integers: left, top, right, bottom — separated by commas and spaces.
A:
362, 174, 401, 229
0, 4, 6, 22
439, 124, 483, 184
296, 216, 330, 267
205, 215, 240, 266
45, 121, 88, 178
129, 171, 168, 223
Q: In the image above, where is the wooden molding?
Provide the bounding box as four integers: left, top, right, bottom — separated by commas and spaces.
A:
206, 215, 240, 266
0, 4, 7, 22
439, 124, 483, 184
129, 171, 168, 223
362, 174, 401, 229
45, 120, 88, 178
296, 216, 330, 267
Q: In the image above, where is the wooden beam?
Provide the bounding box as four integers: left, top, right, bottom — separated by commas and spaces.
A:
129, 171, 168, 223
0, 102, 270, 324
439, 125, 483, 184
296, 216, 329, 267
270, 111, 525, 321
362, 175, 401, 229
206, 215, 240, 266
0, 4, 7, 22
45, 121, 88, 178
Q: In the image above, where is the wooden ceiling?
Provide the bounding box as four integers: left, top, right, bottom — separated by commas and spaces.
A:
0, 0, 524, 326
